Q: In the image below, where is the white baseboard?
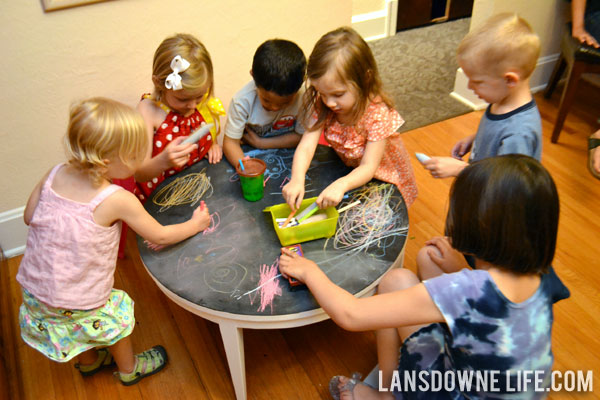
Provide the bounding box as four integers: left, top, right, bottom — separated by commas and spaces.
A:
0, 207, 27, 258
352, 0, 398, 42
450, 54, 560, 110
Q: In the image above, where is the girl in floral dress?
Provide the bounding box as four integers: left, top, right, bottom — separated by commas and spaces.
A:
283, 27, 417, 209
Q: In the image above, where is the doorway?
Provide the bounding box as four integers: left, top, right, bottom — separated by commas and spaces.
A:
396, 0, 473, 32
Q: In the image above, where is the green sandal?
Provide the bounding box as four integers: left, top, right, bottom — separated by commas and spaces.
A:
116, 345, 168, 386
589, 135, 600, 180
74, 348, 115, 377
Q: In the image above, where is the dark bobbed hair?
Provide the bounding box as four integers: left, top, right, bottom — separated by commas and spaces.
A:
252, 39, 306, 96
446, 155, 559, 274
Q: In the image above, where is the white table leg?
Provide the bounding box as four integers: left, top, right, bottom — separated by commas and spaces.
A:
219, 322, 246, 400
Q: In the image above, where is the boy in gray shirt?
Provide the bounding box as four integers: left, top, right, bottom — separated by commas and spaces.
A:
223, 39, 306, 168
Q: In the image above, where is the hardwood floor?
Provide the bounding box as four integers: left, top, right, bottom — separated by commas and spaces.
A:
2, 86, 599, 399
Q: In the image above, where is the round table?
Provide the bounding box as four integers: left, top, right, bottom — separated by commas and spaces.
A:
137, 146, 408, 399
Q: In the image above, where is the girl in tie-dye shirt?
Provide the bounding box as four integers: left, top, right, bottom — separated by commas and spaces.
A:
280, 155, 569, 399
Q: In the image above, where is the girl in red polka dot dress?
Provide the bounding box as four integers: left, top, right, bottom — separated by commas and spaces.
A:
283, 27, 417, 210
134, 33, 225, 202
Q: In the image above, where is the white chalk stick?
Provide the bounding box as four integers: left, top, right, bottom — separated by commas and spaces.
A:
276, 217, 298, 227
182, 123, 214, 145
337, 200, 361, 213
415, 152, 431, 163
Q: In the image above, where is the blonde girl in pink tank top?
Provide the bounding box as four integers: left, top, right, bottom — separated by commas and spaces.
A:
17, 97, 210, 386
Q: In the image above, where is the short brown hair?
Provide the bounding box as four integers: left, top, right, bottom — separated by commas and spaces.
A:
457, 13, 540, 79
446, 155, 558, 274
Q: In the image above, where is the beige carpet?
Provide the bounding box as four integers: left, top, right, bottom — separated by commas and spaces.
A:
369, 18, 472, 133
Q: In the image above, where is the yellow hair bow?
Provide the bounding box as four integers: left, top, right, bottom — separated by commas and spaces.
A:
198, 97, 226, 140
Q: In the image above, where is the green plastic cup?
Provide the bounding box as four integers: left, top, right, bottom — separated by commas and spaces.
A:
235, 158, 266, 202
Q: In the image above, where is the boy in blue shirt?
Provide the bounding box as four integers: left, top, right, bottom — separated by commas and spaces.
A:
422, 13, 542, 179
223, 39, 306, 168
418, 14, 543, 279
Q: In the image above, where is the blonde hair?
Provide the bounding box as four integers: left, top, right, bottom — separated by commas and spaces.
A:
152, 33, 214, 99
457, 13, 540, 79
64, 97, 148, 186
152, 33, 219, 131
302, 26, 393, 129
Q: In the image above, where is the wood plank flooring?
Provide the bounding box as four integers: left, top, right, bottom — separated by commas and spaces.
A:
2, 86, 599, 399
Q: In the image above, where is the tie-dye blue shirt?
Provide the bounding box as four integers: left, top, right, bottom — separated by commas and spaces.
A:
396, 267, 569, 399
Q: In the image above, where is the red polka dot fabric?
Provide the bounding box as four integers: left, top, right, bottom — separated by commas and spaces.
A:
134, 96, 210, 202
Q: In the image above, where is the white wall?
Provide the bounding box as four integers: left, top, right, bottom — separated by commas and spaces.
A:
352, 0, 398, 41
451, 0, 569, 109
353, 0, 386, 15
0, 0, 351, 256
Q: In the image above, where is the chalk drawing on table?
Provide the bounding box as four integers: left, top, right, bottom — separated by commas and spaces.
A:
204, 263, 248, 294
326, 183, 407, 256
153, 169, 213, 212
307, 249, 389, 287
202, 211, 220, 235
298, 183, 408, 270
247, 259, 282, 313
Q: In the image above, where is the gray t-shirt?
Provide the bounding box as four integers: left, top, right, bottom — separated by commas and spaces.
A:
470, 100, 542, 162
224, 81, 305, 140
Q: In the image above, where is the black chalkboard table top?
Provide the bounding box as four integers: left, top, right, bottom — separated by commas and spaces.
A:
137, 145, 409, 400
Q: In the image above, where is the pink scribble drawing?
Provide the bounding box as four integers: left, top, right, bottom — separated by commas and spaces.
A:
203, 211, 220, 235
279, 176, 290, 188
249, 260, 282, 313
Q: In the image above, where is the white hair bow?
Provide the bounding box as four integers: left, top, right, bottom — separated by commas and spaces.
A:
164, 55, 191, 91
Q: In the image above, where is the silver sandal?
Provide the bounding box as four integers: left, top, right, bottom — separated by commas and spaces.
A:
329, 372, 362, 400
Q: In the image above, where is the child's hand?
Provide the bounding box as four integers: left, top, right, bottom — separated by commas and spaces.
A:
317, 181, 345, 208
425, 236, 466, 272
279, 247, 318, 282
282, 179, 305, 210
163, 136, 197, 168
144, 240, 167, 251
191, 201, 211, 232
241, 128, 263, 148
422, 156, 467, 179
206, 142, 223, 164
451, 135, 474, 159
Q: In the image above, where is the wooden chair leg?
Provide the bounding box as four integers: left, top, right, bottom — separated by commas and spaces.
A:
544, 55, 566, 98
551, 61, 586, 143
